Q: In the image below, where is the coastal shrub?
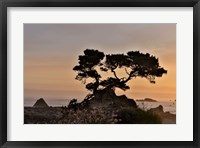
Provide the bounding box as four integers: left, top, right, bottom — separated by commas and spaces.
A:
68, 99, 78, 111
116, 108, 162, 124
80, 98, 90, 109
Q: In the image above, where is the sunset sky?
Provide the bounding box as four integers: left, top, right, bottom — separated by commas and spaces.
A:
24, 24, 176, 102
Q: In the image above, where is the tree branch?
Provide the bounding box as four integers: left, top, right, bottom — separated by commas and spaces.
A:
111, 69, 120, 80
122, 70, 137, 83
124, 68, 130, 75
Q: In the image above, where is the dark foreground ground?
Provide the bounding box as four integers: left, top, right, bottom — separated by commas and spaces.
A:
24, 106, 176, 124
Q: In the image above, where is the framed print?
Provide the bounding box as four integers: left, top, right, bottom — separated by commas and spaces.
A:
0, 0, 200, 148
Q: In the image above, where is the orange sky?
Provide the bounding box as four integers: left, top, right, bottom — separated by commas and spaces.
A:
24, 24, 176, 102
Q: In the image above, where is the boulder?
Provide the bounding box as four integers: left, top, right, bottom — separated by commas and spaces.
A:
148, 105, 164, 114
89, 88, 137, 108
33, 98, 49, 108
148, 105, 176, 124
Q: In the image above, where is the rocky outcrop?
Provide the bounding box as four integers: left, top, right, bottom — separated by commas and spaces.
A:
33, 98, 49, 108
89, 88, 137, 108
149, 105, 163, 113
148, 105, 176, 124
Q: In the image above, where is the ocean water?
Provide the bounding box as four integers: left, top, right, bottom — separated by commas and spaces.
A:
24, 99, 176, 114
136, 101, 176, 114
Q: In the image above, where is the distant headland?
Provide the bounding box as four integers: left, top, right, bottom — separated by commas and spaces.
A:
136, 98, 158, 102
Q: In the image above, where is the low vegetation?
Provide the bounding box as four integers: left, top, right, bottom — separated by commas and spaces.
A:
116, 108, 162, 124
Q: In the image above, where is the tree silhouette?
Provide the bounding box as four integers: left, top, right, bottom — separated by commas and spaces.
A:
73, 49, 105, 94
101, 51, 167, 91
73, 49, 167, 96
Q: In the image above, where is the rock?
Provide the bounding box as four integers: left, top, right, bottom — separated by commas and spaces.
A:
33, 98, 49, 108
148, 105, 164, 114
89, 88, 137, 108
148, 105, 176, 124
117, 95, 137, 108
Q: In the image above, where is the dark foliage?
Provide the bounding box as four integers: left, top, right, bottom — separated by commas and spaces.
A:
68, 98, 78, 111
116, 108, 162, 124
73, 49, 105, 94
73, 49, 167, 94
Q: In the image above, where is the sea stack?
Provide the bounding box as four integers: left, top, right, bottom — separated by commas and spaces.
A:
33, 98, 49, 108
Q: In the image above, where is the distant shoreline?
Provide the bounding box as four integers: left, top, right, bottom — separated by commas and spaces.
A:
136, 98, 158, 102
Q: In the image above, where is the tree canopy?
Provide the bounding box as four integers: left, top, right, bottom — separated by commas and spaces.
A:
73, 49, 105, 94
73, 49, 167, 95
